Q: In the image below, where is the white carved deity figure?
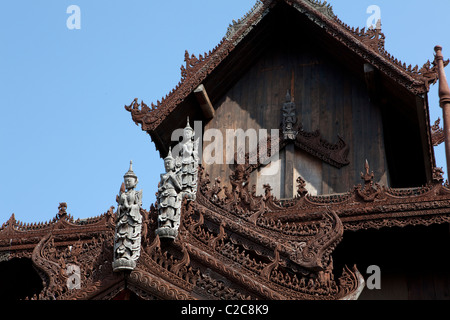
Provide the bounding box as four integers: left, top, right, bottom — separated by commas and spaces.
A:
113, 161, 143, 272
156, 118, 199, 239
178, 118, 199, 199
156, 148, 183, 238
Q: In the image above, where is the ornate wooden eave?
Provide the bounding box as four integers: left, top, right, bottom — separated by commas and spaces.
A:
125, 0, 445, 145
3, 162, 450, 300
0, 204, 115, 258
0, 206, 363, 300
263, 166, 450, 232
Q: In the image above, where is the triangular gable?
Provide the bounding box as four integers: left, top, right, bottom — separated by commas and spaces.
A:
126, 0, 443, 152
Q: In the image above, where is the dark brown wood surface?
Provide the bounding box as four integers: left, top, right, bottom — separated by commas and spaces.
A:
203, 32, 389, 198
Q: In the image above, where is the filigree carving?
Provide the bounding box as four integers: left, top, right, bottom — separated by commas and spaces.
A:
355, 160, 383, 202
304, 0, 335, 19
431, 118, 445, 146
260, 244, 280, 280
57, 202, 68, 219
29, 227, 118, 300
296, 176, 308, 197
292, 128, 350, 169
181, 199, 354, 299
5, 154, 450, 300
433, 167, 445, 183
337, 265, 365, 300
176, 166, 359, 299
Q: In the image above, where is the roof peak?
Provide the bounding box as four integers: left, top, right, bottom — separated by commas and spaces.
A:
126, 0, 443, 134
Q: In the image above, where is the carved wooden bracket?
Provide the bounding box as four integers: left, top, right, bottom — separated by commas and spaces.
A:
431, 118, 444, 147
291, 128, 350, 168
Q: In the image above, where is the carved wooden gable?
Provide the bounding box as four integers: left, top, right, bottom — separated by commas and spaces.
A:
127, 0, 439, 197
203, 22, 390, 198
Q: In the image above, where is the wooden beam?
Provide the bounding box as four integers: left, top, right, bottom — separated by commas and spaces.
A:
194, 84, 215, 120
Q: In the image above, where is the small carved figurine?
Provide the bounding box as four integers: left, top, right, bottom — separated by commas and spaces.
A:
282, 90, 298, 140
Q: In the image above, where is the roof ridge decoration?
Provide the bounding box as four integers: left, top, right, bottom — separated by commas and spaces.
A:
297, 0, 335, 19
4, 162, 450, 299
126, 0, 446, 135
0, 204, 116, 236
225, 0, 266, 40
196, 158, 450, 233
29, 229, 119, 300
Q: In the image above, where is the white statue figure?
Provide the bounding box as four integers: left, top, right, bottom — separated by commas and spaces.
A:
113, 161, 143, 272
156, 118, 199, 239
178, 117, 199, 200
156, 148, 183, 239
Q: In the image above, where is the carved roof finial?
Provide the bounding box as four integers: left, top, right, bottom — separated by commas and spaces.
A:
7, 213, 16, 225
296, 176, 308, 197
57, 202, 68, 219
375, 18, 382, 31
361, 159, 374, 183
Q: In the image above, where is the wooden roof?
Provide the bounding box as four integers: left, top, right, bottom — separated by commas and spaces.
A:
2, 162, 450, 300
125, 0, 444, 157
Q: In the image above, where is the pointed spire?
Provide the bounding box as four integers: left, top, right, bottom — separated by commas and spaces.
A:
185, 116, 193, 132
8, 213, 16, 225
124, 160, 137, 178
375, 19, 382, 31
165, 146, 174, 160
361, 159, 374, 183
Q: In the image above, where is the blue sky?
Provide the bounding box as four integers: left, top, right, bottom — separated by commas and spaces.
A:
1, 0, 449, 224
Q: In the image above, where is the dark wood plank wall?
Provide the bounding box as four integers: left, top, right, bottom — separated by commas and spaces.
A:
334, 224, 450, 300
203, 39, 389, 198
